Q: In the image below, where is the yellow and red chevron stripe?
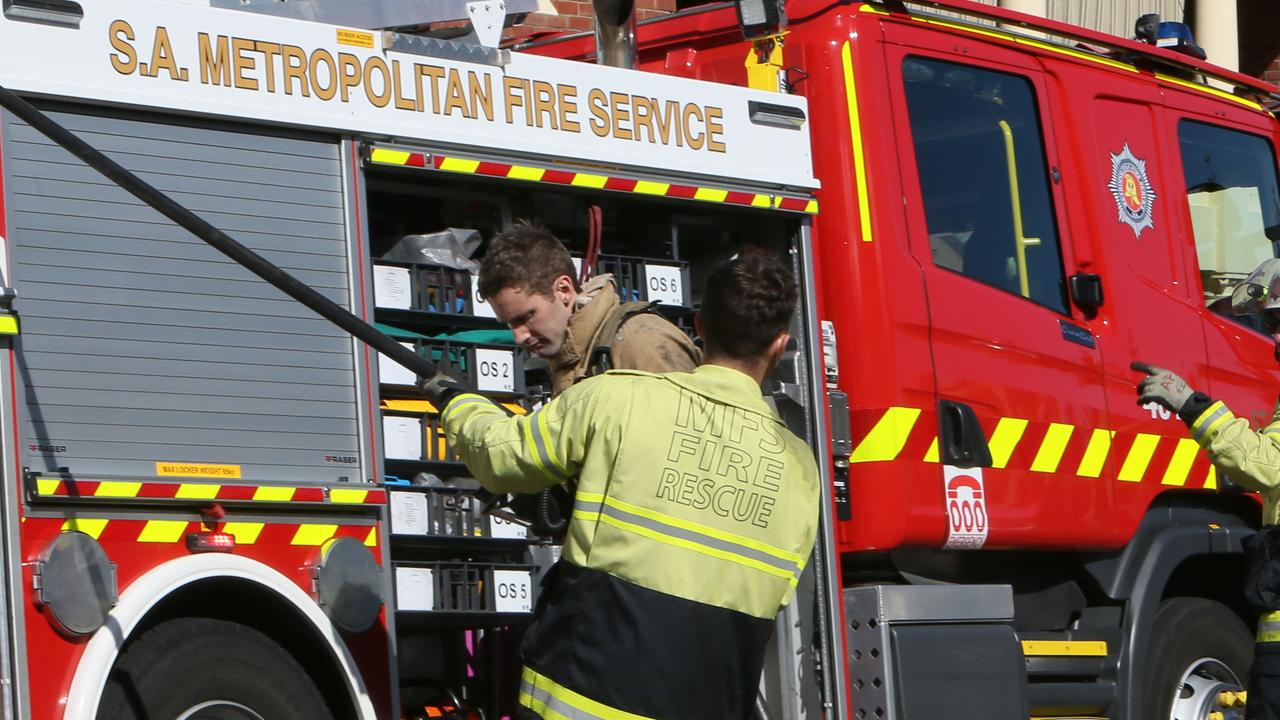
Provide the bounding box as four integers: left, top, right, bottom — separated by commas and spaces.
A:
367, 146, 819, 214
848, 407, 1218, 489
30, 516, 380, 547
31, 478, 387, 506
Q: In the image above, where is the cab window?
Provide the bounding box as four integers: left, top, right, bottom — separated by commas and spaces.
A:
902, 56, 1067, 314
1179, 120, 1280, 320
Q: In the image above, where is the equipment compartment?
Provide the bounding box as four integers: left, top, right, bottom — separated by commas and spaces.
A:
378, 338, 526, 397
389, 487, 531, 547
362, 143, 809, 720
393, 562, 537, 623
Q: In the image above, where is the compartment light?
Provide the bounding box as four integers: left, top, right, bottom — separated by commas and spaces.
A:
735, 0, 785, 39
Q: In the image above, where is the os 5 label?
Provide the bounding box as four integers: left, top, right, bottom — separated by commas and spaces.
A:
491, 570, 533, 612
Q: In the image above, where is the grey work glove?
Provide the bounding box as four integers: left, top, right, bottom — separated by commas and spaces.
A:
1131, 361, 1194, 414
417, 369, 464, 407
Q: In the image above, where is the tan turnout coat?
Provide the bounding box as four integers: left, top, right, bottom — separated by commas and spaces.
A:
548, 274, 699, 395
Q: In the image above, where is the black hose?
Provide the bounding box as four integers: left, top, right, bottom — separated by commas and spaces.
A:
0, 84, 435, 380
536, 488, 569, 537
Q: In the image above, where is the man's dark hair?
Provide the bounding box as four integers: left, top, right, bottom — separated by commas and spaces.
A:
700, 253, 798, 359
478, 221, 578, 300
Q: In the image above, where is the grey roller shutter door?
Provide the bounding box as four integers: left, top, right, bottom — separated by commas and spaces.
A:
2, 108, 362, 483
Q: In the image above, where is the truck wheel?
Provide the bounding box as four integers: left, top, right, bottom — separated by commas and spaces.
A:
97, 617, 335, 720
1143, 597, 1252, 720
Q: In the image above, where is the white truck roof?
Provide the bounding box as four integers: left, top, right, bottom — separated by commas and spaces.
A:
0, 0, 818, 190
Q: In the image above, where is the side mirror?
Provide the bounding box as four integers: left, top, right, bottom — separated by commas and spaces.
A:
1069, 273, 1104, 315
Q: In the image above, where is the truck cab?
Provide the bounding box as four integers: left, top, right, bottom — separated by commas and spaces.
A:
534, 1, 1280, 718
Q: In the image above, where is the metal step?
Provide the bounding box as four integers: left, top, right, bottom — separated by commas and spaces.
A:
1020, 634, 1119, 719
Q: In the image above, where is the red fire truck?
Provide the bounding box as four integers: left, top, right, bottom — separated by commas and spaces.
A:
0, 1, 831, 719
533, 1, 1280, 719
0, 0, 1275, 717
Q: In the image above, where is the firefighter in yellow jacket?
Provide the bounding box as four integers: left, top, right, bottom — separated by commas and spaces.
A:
421, 254, 820, 720
1133, 259, 1280, 720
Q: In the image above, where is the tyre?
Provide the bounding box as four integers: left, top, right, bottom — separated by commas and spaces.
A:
97, 617, 335, 720
1142, 597, 1253, 720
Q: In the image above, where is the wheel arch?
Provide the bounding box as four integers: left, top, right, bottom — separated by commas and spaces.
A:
64, 553, 379, 720
1080, 495, 1257, 720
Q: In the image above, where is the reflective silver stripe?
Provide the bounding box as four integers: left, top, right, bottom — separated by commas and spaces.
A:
442, 394, 493, 420
598, 500, 802, 577
1264, 427, 1280, 438
1259, 611, 1280, 641
520, 678, 606, 720
519, 676, 656, 720
1192, 403, 1230, 442
525, 409, 570, 481
573, 496, 604, 515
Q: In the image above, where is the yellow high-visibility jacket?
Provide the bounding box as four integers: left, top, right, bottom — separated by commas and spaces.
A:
1189, 399, 1280, 525
442, 364, 820, 720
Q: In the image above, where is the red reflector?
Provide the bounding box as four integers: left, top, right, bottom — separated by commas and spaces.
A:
186, 531, 236, 553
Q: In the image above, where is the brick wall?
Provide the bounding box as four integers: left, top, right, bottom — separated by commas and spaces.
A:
506, 0, 678, 42
1265, 58, 1280, 86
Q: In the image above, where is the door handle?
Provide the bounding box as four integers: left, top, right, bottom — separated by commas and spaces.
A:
937, 400, 993, 468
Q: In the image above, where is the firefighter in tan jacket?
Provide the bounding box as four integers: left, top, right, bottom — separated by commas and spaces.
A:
476, 221, 699, 395
1134, 260, 1280, 720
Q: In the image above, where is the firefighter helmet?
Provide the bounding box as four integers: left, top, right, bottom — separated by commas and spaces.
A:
1231, 258, 1280, 317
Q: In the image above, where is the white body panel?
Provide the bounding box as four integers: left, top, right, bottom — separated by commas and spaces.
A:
0, 0, 817, 189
